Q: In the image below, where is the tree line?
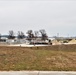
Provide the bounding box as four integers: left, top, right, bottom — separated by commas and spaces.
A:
7, 29, 48, 41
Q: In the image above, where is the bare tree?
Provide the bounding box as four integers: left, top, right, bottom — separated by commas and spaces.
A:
34, 31, 39, 38
39, 29, 48, 41
0, 34, 1, 39
8, 30, 15, 39
17, 31, 25, 39
26, 30, 34, 40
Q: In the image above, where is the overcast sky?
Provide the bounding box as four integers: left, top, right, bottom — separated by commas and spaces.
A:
0, 0, 76, 37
